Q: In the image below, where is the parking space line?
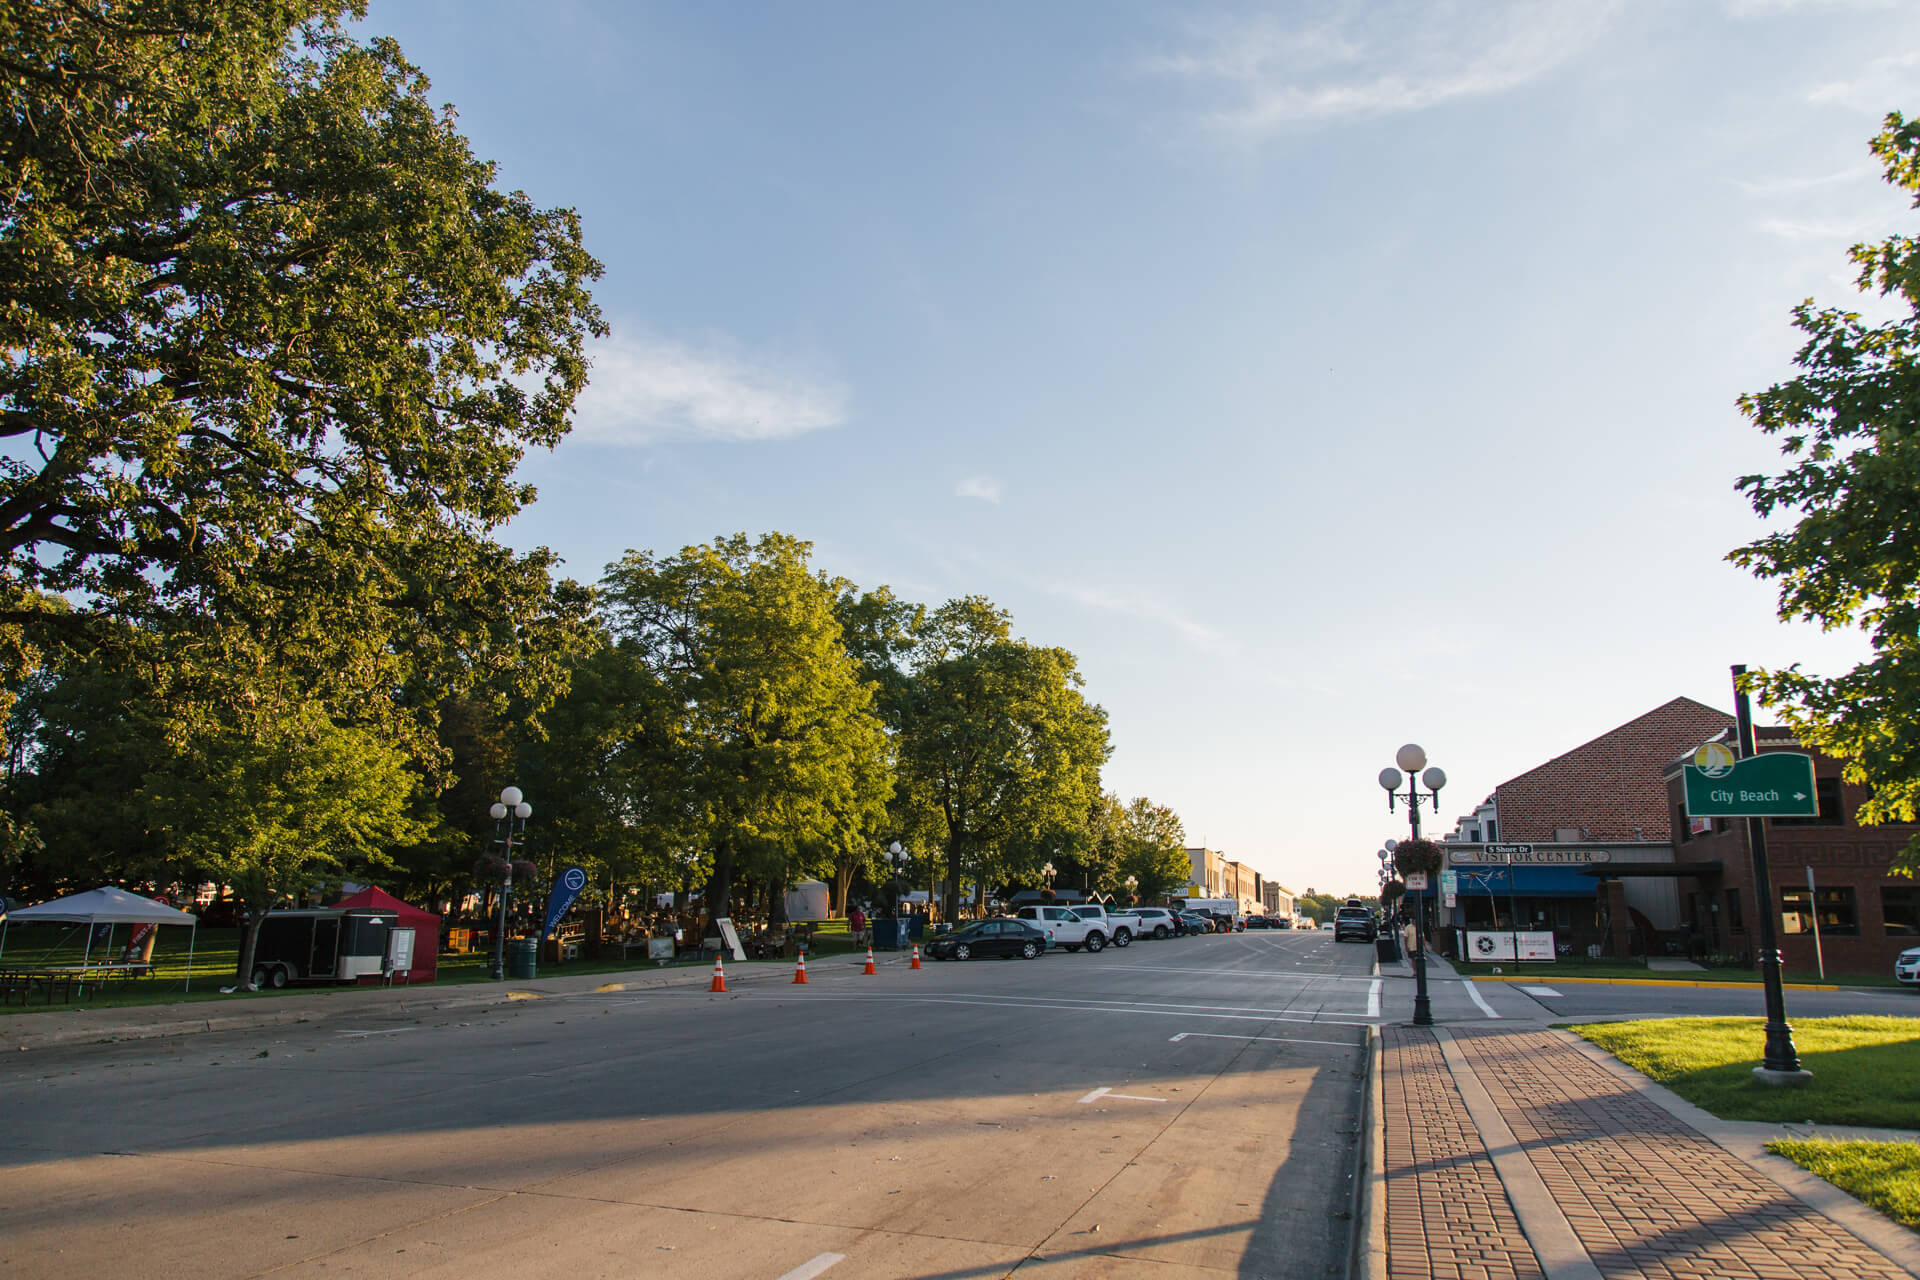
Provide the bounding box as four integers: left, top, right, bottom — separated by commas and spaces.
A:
1367, 978, 1382, 1018
772, 1253, 845, 1280
1079, 1086, 1168, 1104
756, 992, 1376, 1024
1169, 1031, 1363, 1049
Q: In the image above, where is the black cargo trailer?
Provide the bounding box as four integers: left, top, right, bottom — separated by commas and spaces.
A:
250, 907, 398, 988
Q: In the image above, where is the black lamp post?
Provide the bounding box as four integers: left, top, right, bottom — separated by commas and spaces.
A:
1378, 744, 1446, 1027
487, 786, 532, 981
885, 840, 910, 924
1041, 859, 1057, 899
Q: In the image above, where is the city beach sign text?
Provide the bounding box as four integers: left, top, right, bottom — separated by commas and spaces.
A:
1682, 744, 1819, 818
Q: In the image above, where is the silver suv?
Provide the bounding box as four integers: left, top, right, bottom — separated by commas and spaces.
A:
1117, 907, 1180, 940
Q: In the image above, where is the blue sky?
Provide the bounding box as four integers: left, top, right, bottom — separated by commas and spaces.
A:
364, 0, 1917, 898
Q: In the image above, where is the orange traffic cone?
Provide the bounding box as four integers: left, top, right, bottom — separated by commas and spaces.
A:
863, 944, 877, 975
708, 955, 727, 992
910, 944, 923, 970
792, 951, 809, 984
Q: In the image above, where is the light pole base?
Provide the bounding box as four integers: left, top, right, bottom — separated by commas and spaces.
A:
1752, 1065, 1813, 1088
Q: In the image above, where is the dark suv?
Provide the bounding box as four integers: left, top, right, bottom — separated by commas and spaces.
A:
1334, 907, 1377, 943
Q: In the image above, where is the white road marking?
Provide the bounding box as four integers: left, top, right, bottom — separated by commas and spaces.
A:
1521, 986, 1563, 998
1054, 964, 1383, 983
773, 1253, 846, 1280
1367, 978, 1382, 1018
337, 1028, 417, 1037
1463, 980, 1501, 1018
1169, 1031, 1362, 1049
1079, 1086, 1167, 1104
763, 992, 1376, 1024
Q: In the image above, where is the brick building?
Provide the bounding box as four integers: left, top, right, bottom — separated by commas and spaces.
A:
1665, 728, 1920, 977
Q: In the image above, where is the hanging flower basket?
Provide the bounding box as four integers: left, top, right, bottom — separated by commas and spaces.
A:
1392, 838, 1444, 878
1381, 878, 1407, 902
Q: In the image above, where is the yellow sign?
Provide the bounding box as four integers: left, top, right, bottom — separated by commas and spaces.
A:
1693, 742, 1736, 778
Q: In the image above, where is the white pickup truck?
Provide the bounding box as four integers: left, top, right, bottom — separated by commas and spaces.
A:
1015, 904, 1110, 951
1057, 902, 1133, 947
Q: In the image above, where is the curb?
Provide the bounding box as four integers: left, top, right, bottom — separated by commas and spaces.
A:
4, 964, 727, 1052
1467, 974, 1843, 991
1352, 1023, 1385, 1280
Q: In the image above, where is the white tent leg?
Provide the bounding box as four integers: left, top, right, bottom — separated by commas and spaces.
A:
185, 925, 195, 992
82, 925, 94, 966
1, 918, 7, 960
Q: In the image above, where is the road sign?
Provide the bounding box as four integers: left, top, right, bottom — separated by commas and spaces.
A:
1404, 871, 1429, 891
1484, 843, 1533, 857
1682, 752, 1818, 817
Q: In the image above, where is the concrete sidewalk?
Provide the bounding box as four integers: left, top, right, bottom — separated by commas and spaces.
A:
1, 949, 888, 1052
1367, 1020, 1920, 1279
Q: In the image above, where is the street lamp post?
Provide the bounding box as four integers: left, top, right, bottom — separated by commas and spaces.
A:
1041, 860, 1057, 899
487, 786, 533, 981
1124, 874, 1138, 907
1378, 745, 1446, 1027
885, 841, 910, 925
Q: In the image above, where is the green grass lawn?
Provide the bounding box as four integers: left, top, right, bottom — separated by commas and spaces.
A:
1768, 1139, 1920, 1231
1452, 957, 1897, 986
1572, 1016, 1920, 1127
0, 920, 883, 1015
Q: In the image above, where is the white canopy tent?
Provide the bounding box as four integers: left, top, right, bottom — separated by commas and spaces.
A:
2, 887, 199, 987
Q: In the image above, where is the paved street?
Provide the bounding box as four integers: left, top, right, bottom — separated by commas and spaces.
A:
1, 931, 1374, 1280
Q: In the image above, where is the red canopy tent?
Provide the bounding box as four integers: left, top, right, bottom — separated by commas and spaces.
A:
334, 886, 439, 984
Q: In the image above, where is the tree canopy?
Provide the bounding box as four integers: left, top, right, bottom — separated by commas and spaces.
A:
1732, 111, 1920, 867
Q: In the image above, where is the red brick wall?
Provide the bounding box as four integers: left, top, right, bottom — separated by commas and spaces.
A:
1496, 698, 1734, 843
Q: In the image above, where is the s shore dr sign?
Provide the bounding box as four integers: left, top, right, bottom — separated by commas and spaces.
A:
1681, 744, 1818, 818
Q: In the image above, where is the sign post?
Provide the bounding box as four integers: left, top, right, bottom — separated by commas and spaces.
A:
1729, 664, 1810, 1084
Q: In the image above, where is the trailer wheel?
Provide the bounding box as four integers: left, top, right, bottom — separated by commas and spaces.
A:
267, 965, 288, 989
250, 966, 269, 989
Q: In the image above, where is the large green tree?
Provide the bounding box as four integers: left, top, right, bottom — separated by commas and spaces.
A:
0, 1, 603, 748
1732, 111, 1920, 867
600, 533, 892, 930
896, 597, 1110, 921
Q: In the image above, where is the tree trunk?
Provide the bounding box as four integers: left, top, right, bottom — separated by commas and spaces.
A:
231, 886, 276, 991
704, 841, 734, 936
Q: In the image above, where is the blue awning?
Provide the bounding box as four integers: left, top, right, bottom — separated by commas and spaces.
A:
1442, 866, 1600, 898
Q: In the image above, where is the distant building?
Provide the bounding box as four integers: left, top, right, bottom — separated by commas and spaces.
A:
1183, 847, 1225, 898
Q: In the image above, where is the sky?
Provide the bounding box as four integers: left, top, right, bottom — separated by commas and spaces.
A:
359, 0, 1918, 900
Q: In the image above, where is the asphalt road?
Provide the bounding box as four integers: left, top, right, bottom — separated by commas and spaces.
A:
2, 930, 1376, 1280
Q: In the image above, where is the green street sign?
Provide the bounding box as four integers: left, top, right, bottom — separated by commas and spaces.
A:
1682, 751, 1818, 817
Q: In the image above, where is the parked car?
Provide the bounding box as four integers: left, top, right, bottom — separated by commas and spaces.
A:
925, 917, 1047, 961
1066, 903, 1133, 946
1177, 911, 1215, 936
1319, 920, 1335, 931
1246, 915, 1270, 929
1015, 904, 1108, 952
1116, 907, 1181, 940
1334, 906, 1377, 943
1897, 945, 1920, 987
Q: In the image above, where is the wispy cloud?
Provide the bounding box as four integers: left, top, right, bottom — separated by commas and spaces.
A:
1733, 166, 1876, 196
1806, 51, 1920, 113
1723, 0, 1897, 17
1756, 214, 1889, 241
571, 333, 846, 445
1048, 580, 1227, 651
1144, 1, 1617, 136
955, 475, 1003, 503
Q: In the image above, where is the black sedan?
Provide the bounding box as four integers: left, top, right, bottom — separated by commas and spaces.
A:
926, 918, 1047, 961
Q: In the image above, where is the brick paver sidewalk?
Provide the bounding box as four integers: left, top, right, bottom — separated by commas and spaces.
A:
1382, 1026, 1545, 1279
1381, 1024, 1912, 1280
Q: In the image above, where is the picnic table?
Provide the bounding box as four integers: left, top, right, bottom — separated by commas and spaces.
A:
0, 962, 151, 1006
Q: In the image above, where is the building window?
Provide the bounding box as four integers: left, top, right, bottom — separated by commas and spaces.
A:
1485, 819, 1496, 841
1724, 889, 1743, 933
1771, 777, 1844, 827
1883, 886, 1920, 937
1781, 886, 1859, 937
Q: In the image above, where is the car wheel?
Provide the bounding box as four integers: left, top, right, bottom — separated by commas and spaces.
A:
1085, 933, 1105, 953
1021, 941, 1039, 959
954, 943, 971, 960
1114, 929, 1131, 947
250, 966, 269, 989
267, 966, 288, 989
1154, 925, 1169, 940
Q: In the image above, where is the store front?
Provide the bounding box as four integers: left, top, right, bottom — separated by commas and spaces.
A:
1438, 843, 1683, 961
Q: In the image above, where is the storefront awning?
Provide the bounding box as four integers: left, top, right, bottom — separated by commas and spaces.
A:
1578, 862, 1723, 878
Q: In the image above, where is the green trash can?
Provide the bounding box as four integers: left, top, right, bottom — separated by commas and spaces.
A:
507, 937, 539, 980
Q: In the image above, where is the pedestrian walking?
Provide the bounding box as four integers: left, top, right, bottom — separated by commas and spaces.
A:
849, 904, 866, 945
